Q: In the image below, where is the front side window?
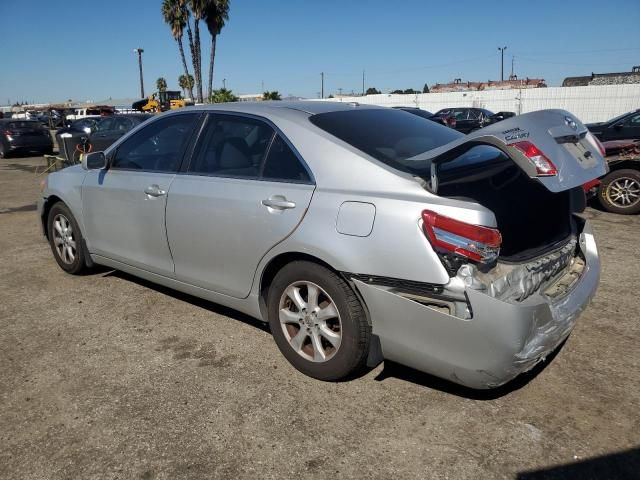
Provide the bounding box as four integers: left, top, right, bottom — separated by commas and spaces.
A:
95, 118, 114, 132
114, 117, 133, 131
188, 114, 274, 178
111, 113, 199, 172
626, 114, 640, 126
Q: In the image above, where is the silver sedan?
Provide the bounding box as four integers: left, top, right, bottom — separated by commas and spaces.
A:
38, 102, 606, 388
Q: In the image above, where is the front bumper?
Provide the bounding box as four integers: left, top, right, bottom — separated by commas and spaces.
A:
354, 221, 600, 389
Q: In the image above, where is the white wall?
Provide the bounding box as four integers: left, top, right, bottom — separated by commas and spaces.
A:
318, 85, 640, 123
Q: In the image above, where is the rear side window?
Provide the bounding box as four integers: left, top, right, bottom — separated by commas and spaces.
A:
309, 108, 461, 172
262, 135, 310, 183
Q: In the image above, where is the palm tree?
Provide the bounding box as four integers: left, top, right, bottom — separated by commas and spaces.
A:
262, 91, 282, 101
156, 77, 168, 92
188, 0, 207, 103
161, 0, 194, 100
204, 0, 229, 100
210, 88, 238, 103
178, 74, 194, 99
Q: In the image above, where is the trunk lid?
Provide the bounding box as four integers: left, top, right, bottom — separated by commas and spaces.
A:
411, 109, 607, 193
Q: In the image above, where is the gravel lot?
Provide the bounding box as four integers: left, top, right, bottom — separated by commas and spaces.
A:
1, 156, 639, 480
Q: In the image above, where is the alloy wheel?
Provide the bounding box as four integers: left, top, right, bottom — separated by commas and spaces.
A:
606, 177, 640, 208
52, 214, 76, 264
278, 281, 342, 363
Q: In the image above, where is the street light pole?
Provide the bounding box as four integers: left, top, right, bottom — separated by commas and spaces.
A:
133, 48, 145, 98
498, 46, 507, 82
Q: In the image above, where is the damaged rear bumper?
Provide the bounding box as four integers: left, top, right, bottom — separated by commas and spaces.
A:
353, 220, 600, 389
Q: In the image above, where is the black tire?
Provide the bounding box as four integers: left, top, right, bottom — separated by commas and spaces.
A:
598, 169, 640, 215
0, 143, 9, 159
47, 202, 89, 274
267, 261, 371, 381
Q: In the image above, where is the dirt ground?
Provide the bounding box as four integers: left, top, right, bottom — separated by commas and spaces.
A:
0, 156, 639, 480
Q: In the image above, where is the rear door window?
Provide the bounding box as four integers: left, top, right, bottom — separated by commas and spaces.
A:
188, 114, 274, 179
262, 135, 310, 183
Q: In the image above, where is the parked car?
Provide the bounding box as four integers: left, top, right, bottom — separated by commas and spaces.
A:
586, 109, 640, 142
430, 107, 494, 133
391, 106, 434, 119
88, 114, 152, 152
0, 119, 53, 158
38, 103, 605, 389
486, 111, 516, 125
595, 139, 640, 214
56, 115, 151, 162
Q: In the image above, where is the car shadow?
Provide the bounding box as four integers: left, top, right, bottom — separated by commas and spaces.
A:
92, 268, 565, 391
373, 340, 565, 400
100, 269, 270, 334
516, 447, 640, 480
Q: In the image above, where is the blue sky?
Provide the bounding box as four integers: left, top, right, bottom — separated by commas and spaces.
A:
2, 0, 639, 103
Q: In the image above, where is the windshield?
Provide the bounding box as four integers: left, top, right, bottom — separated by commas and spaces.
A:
309, 108, 461, 173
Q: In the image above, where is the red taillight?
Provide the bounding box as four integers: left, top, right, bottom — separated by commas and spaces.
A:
3, 129, 12, 136
511, 141, 558, 176
421, 210, 502, 263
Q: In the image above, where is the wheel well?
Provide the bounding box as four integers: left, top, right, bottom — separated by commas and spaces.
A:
41, 195, 63, 239
258, 251, 372, 327
607, 159, 640, 173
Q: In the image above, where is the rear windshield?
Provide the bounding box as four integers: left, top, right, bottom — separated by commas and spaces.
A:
309, 108, 461, 172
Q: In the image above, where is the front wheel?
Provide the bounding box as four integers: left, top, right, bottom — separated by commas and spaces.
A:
598, 169, 640, 215
47, 202, 89, 274
267, 261, 371, 381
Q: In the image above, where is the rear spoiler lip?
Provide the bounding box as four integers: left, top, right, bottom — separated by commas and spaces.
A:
409, 109, 608, 194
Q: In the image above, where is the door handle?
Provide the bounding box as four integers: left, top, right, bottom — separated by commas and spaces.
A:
262, 196, 296, 210
144, 184, 167, 197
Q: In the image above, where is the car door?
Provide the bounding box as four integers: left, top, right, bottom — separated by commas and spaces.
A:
166, 113, 315, 298
608, 112, 640, 141
82, 112, 201, 275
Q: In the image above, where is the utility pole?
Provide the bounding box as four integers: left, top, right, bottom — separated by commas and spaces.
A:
362, 70, 365, 96
133, 48, 145, 98
321, 72, 324, 99
498, 46, 507, 82
261, 80, 264, 92
222, 78, 227, 89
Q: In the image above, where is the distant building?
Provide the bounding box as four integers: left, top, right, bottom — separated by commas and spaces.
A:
431, 77, 546, 93
562, 66, 640, 87
238, 94, 264, 102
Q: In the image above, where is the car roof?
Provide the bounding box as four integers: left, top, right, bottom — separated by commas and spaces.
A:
180, 101, 384, 121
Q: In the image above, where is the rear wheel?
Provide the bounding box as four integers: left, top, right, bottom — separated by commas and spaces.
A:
0, 143, 9, 159
598, 169, 640, 215
47, 202, 89, 274
267, 261, 370, 381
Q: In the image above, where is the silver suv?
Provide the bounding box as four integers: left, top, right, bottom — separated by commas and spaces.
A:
38, 102, 606, 389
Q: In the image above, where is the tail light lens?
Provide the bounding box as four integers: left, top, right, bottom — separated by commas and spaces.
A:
421, 210, 502, 263
511, 141, 558, 176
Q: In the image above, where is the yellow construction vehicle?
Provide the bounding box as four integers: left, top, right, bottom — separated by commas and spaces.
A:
131, 91, 192, 113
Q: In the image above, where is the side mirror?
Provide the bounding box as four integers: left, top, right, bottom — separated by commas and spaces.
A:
82, 151, 106, 170
614, 122, 624, 130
